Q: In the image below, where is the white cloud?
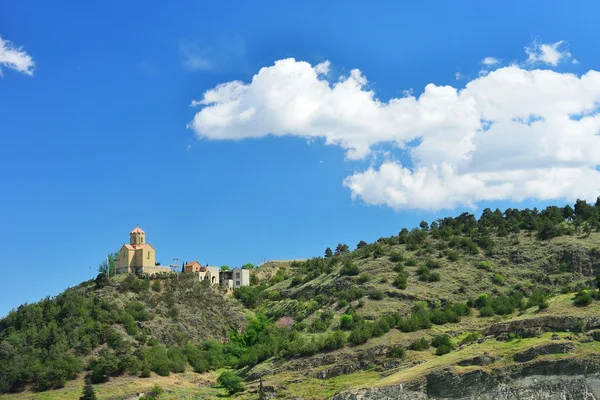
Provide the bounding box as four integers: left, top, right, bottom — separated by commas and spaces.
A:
455, 72, 464, 80
481, 57, 500, 66
0, 36, 34, 76
189, 57, 600, 211
525, 40, 572, 66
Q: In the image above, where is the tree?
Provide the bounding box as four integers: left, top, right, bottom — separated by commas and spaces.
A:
217, 371, 244, 394
334, 243, 349, 256
98, 251, 119, 276
419, 220, 429, 231
220, 265, 230, 271
181, 262, 185, 273
242, 263, 255, 270
356, 240, 367, 249
562, 205, 575, 220
324, 247, 333, 258
80, 377, 97, 400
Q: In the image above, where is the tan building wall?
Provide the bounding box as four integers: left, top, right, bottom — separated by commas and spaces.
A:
115, 227, 158, 274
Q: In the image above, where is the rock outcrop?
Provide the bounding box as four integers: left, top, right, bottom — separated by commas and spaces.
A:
331, 356, 600, 400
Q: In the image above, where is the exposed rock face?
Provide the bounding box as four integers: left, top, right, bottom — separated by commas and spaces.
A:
484, 316, 600, 337
512, 342, 576, 363
331, 357, 600, 400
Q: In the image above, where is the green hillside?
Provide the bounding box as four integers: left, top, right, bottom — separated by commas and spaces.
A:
3, 200, 600, 399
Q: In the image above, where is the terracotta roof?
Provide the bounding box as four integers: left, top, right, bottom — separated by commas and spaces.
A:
185, 261, 201, 267
130, 227, 145, 234
123, 244, 135, 250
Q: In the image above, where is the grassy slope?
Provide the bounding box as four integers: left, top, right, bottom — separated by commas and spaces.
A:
5, 231, 600, 399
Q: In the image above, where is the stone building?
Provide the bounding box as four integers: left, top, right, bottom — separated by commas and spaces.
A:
115, 227, 171, 275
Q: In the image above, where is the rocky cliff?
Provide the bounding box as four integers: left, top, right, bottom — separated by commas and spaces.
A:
331, 357, 600, 400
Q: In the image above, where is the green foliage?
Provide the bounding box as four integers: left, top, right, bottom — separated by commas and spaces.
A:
526, 291, 549, 310
151, 280, 161, 292
431, 334, 455, 356
368, 289, 385, 300
234, 285, 263, 308
339, 314, 355, 330
340, 260, 360, 276
80, 378, 97, 400
417, 266, 440, 282
217, 371, 245, 394
478, 306, 495, 317
388, 346, 406, 359
447, 250, 459, 261
389, 251, 404, 262
405, 258, 417, 266
492, 273, 505, 285
356, 273, 370, 284
394, 273, 408, 289
574, 290, 593, 306
323, 330, 347, 350
408, 337, 430, 351
459, 333, 479, 346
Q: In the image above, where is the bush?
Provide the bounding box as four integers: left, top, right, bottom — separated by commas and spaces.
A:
340, 261, 360, 276
479, 306, 495, 317
393, 263, 405, 273
405, 258, 417, 266
526, 291, 549, 310
408, 337, 430, 351
447, 251, 459, 261
339, 314, 355, 330
431, 334, 452, 348
356, 274, 370, 284
425, 259, 441, 269
492, 274, 505, 285
348, 324, 373, 345
217, 371, 244, 394
435, 344, 454, 356
151, 280, 161, 292
394, 273, 407, 289
574, 290, 593, 307
323, 330, 347, 351
390, 251, 404, 262
459, 333, 479, 346
388, 346, 406, 359
369, 289, 384, 300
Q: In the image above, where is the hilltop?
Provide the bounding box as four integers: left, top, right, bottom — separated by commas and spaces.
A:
3, 200, 600, 399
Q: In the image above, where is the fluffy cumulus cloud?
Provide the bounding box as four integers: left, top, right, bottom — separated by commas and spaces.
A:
0, 36, 35, 76
189, 42, 600, 211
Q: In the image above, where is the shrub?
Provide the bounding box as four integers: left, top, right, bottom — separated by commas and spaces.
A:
435, 344, 454, 356
459, 333, 479, 346
323, 330, 347, 351
405, 258, 417, 266
369, 289, 384, 300
356, 274, 370, 284
151, 280, 161, 292
388, 346, 406, 359
348, 324, 373, 345
340, 261, 360, 276
337, 299, 348, 309
217, 371, 244, 394
431, 334, 453, 348
339, 314, 355, 330
425, 259, 441, 269
408, 337, 430, 351
479, 306, 495, 317
492, 274, 505, 285
390, 251, 405, 262
574, 290, 593, 307
526, 291, 549, 310
393, 263, 405, 273
478, 261, 493, 271
394, 273, 408, 289
447, 251, 459, 261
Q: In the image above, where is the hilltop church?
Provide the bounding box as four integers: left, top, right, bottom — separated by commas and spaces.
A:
115, 227, 170, 275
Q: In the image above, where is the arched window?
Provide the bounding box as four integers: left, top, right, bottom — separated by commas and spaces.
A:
147, 251, 150, 259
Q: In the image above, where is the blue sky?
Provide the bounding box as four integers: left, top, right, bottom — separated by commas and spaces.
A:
1, 0, 600, 317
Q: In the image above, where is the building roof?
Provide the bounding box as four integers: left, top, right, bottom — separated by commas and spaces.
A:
185, 261, 201, 267
121, 243, 155, 251
130, 227, 145, 234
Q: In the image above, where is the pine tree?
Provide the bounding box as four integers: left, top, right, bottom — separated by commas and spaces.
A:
181, 261, 185, 273
80, 378, 97, 400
